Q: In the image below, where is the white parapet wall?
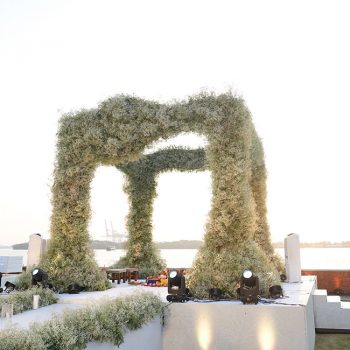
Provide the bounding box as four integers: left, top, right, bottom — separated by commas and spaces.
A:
1, 280, 327, 349
163, 276, 316, 350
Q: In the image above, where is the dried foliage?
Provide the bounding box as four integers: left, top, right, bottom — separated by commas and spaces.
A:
0, 293, 164, 350
112, 147, 207, 276
44, 91, 280, 293
14, 270, 32, 290
188, 241, 280, 297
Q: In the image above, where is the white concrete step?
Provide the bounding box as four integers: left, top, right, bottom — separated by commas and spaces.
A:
327, 295, 341, 303
313, 289, 350, 330
341, 302, 350, 309
313, 290, 340, 308
313, 289, 327, 296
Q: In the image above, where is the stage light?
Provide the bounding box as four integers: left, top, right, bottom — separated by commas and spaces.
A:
280, 274, 287, 282
238, 269, 260, 304
168, 270, 185, 294
67, 283, 82, 294
32, 268, 49, 288
209, 288, 223, 300
243, 270, 253, 279
269, 285, 283, 299
166, 270, 189, 303
3, 281, 16, 293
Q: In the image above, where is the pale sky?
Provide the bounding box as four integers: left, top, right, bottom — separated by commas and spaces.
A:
1, 0, 350, 246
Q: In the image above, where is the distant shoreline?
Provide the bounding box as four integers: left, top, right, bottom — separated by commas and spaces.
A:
272, 241, 350, 249
8, 240, 350, 250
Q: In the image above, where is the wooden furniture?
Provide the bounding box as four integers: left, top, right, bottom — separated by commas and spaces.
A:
105, 268, 127, 284
126, 268, 139, 282
103, 267, 139, 284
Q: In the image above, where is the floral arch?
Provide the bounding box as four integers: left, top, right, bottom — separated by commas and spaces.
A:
42, 92, 280, 295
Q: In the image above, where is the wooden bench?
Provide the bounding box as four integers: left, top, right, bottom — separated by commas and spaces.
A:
103, 268, 139, 284
105, 268, 127, 284
126, 268, 139, 282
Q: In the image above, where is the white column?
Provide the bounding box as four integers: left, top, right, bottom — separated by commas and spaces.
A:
33, 295, 40, 310
284, 233, 302, 283
27, 234, 46, 269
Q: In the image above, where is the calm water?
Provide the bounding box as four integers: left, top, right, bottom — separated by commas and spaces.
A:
1, 248, 350, 269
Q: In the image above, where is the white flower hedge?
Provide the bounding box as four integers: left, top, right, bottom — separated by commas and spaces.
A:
0, 287, 57, 315
0, 293, 164, 350
42, 92, 281, 295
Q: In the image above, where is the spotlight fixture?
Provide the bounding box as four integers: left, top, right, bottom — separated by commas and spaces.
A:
67, 283, 82, 294
3, 281, 16, 293
269, 285, 283, 299
166, 270, 189, 303
280, 274, 287, 282
238, 269, 260, 304
209, 288, 223, 300
32, 268, 49, 288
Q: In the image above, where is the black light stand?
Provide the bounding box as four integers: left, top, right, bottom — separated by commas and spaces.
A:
166, 270, 189, 303
32, 268, 49, 288
238, 269, 260, 304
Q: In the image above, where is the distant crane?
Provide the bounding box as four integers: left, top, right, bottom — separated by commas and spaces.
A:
102, 220, 127, 243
